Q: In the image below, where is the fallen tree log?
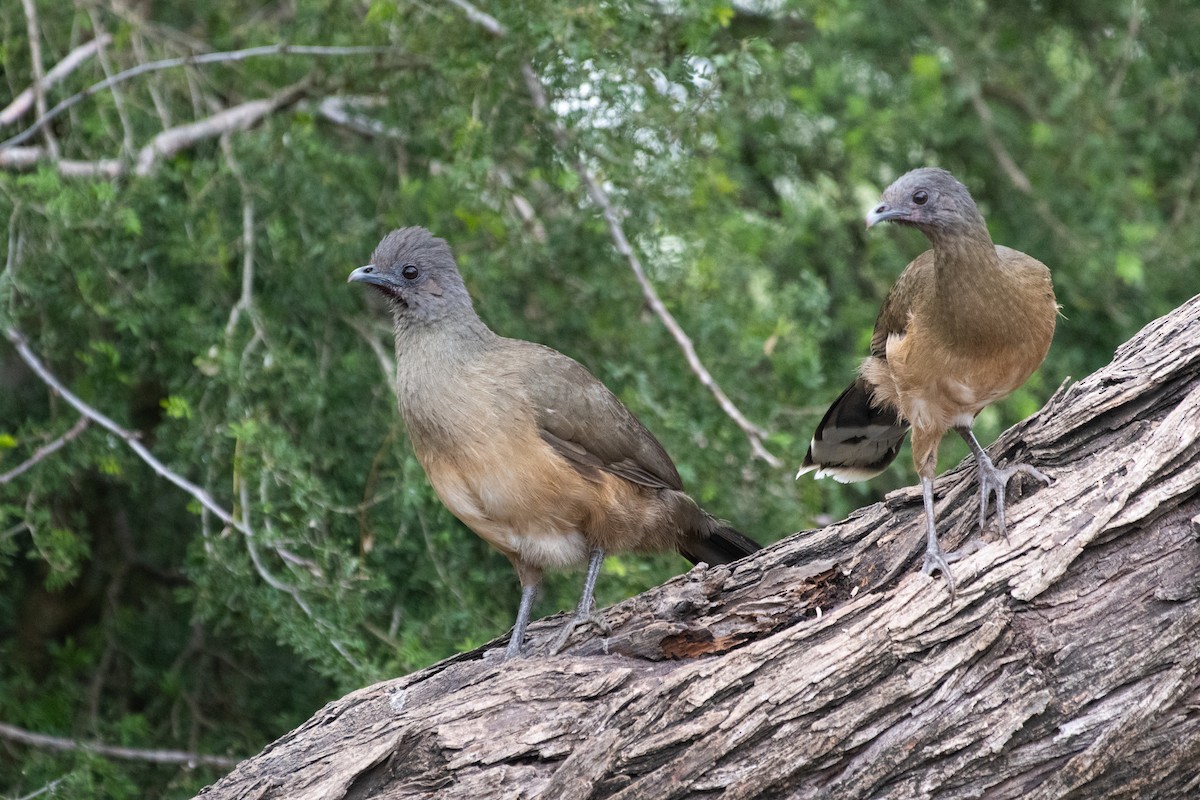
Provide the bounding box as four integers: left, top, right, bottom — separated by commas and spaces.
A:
199, 295, 1200, 800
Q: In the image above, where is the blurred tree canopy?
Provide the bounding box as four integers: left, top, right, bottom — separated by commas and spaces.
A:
0, 0, 1196, 796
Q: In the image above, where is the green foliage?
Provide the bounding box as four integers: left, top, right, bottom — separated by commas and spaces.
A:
1, 0, 1198, 796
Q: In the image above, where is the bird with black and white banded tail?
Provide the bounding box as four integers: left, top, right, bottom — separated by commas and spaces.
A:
798, 167, 1057, 597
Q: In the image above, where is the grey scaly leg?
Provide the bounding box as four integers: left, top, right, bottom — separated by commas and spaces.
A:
504, 583, 540, 660
920, 475, 957, 601
548, 547, 608, 655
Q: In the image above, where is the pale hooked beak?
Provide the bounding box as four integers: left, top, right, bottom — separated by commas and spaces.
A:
865, 203, 906, 228
347, 264, 388, 287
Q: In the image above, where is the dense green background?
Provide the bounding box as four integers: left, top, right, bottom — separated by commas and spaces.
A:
1, 1, 1196, 796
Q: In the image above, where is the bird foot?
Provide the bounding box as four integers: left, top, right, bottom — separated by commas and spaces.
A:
977, 457, 1052, 537
502, 636, 526, 661
921, 545, 961, 602
546, 611, 611, 656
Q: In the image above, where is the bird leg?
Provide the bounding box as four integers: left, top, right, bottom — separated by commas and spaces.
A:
920, 475, 958, 601
956, 427, 1051, 536
504, 582, 540, 660
547, 547, 610, 655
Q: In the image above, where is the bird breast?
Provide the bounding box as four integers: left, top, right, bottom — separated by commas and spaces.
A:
884, 317, 1049, 433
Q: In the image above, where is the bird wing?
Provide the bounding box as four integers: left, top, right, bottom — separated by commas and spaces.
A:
870, 250, 934, 358
515, 342, 684, 491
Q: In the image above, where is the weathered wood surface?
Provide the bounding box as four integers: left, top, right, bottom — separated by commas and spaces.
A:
199, 296, 1200, 800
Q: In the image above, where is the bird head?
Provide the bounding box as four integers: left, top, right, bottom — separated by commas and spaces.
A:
348, 227, 475, 324
865, 167, 986, 236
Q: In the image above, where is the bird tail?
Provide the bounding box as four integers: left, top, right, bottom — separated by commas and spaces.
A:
796, 377, 909, 483
680, 516, 761, 566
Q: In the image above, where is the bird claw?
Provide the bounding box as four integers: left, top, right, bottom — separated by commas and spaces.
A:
502, 637, 526, 661
921, 545, 959, 602
546, 611, 610, 656
977, 456, 1052, 537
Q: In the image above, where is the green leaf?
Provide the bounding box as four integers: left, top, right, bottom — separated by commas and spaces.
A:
1115, 250, 1144, 286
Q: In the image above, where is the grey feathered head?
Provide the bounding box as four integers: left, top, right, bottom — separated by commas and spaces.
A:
348, 227, 476, 324
865, 168, 988, 238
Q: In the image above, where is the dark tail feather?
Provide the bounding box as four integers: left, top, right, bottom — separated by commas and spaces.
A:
797, 377, 909, 483
680, 516, 761, 566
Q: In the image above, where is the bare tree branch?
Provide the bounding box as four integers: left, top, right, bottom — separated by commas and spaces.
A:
224, 197, 257, 337
1, 43, 402, 150
5, 212, 357, 674
315, 96, 405, 139
18, 0, 58, 157
965, 86, 1032, 194
443, 0, 506, 36
963, 85, 1084, 249
2, 326, 249, 536
15, 776, 65, 800
0, 146, 122, 177
0, 416, 89, 485
3, 326, 362, 668
0, 35, 112, 127
195, 296, 1200, 800
1, 83, 308, 179
0, 720, 240, 769
136, 80, 309, 175
446, 0, 781, 467
911, 8, 1086, 253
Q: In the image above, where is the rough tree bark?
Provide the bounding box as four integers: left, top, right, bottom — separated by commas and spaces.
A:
198, 296, 1200, 800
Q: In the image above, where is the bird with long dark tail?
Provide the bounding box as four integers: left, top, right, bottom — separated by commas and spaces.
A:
350, 228, 760, 658
798, 168, 1057, 596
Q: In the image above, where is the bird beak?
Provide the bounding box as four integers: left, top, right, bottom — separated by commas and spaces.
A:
348, 264, 389, 287
865, 203, 906, 228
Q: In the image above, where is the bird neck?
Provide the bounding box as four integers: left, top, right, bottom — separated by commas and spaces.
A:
926, 225, 1016, 347
391, 304, 496, 372
925, 220, 994, 259
391, 305, 499, 443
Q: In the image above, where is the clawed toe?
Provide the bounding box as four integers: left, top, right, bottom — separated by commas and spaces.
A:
976, 458, 1051, 537
547, 612, 609, 655
958, 427, 1050, 537
922, 546, 957, 601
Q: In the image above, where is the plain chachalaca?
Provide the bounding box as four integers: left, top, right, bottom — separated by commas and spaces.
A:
349, 227, 760, 657
798, 168, 1057, 595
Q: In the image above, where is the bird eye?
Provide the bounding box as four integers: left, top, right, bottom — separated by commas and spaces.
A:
401, 265, 419, 280
912, 190, 929, 205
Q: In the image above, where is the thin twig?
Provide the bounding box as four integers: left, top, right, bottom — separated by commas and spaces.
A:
242, 473, 360, 669
2, 43, 400, 149
0, 35, 111, 127
0, 720, 240, 768
443, 0, 506, 36
4, 328, 357, 667
965, 86, 1032, 193
3, 326, 249, 536
913, 7, 1085, 252
446, 0, 780, 466
131, 33, 174, 130
344, 316, 398, 394
85, 10, 136, 159
0, 416, 90, 484
1106, 0, 1142, 108
964, 84, 1082, 249
15, 776, 66, 800
18, 0, 58, 157
221, 133, 257, 340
